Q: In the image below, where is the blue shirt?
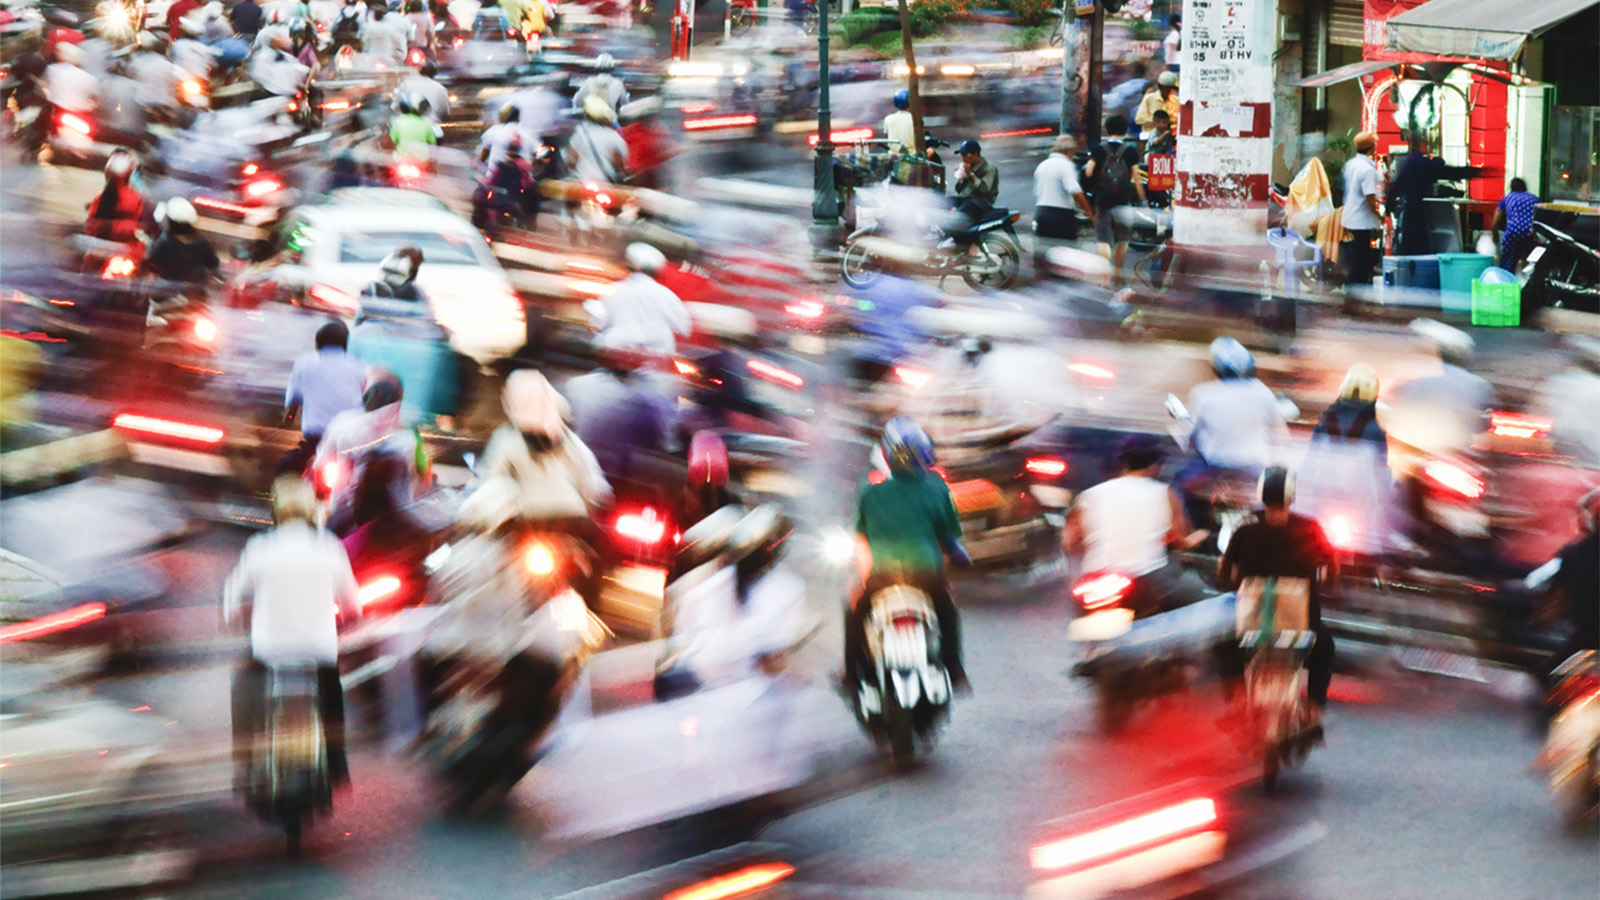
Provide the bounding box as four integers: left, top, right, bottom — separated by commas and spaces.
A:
853, 275, 939, 365
286, 347, 368, 437
1497, 190, 1539, 236
563, 370, 672, 485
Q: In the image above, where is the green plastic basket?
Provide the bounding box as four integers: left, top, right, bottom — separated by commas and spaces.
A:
1471, 279, 1520, 327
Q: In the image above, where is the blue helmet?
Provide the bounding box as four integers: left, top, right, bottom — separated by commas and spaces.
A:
881, 416, 934, 474
1209, 336, 1255, 379
893, 89, 909, 110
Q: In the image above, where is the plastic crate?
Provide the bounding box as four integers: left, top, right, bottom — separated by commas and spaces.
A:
1471, 279, 1521, 327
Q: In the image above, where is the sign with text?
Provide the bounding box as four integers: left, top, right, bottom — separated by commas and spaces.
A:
1075, 0, 1094, 14
1146, 153, 1175, 191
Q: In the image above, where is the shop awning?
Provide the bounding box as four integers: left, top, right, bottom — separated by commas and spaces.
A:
1386, 0, 1598, 61
1296, 60, 1402, 88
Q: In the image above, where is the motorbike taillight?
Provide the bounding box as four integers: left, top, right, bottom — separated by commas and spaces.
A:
1072, 572, 1132, 611
1423, 458, 1486, 500
1551, 670, 1600, 709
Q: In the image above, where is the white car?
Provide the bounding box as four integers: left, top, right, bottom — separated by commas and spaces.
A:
253, 187, 526, 364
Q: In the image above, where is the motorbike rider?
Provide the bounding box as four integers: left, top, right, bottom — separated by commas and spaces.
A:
390, 91, 441, 159
404, 0, 437, 56
125, 32, 182, 117
283, 320, 369, 472
365, 245, 427, 302
85, 150, 153, 243
1173, 336, 1288, 525
684, 431, 734, 529
289, 16, 319, 72
315, 372, 426, 534
329, 0, 368, 54
418, 475, 567, 784
480, 368, 612, 526
656, 504, 807, 700
884, 89, 915, 151
1297, 363, 1392, 551
566, 94, 628, 186
224, 475, 360, 793
144, 198, 220, 289
563, 347, 675, 489
230, 0, 264, 39
589, 242, 692, 357
249, 29, 310, 98
1384, 319, 1494, 459
43, 41, 97, 124
362, 4, 407, 62
572, 53, 629, 117
1064, 434, 1207, 620
1534, 488, 1600, 708
1216, 466, 1337, 731
477, 103, 527, 172
397, 61, 449, 122
951, 138, 998, 220
846, 417, 971, 693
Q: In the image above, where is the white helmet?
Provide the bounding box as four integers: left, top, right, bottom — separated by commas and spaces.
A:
105, 149, 138, 179
624, 242, 665, 274
501, 369, 569, 441
162, 197, 198, 226
595, 52, 615, 71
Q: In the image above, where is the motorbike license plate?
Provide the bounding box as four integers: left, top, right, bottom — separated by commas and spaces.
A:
1427, 498, 1490, 538
1526, 246, 1545, 264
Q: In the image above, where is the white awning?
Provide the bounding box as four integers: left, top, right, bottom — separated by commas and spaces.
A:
1296, 60, 1402, 89
1386, 0, 1598, 61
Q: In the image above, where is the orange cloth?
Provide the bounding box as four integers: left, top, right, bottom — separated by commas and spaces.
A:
1312, 208, 1348, 266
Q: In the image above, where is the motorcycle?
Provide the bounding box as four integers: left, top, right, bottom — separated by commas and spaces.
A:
1238, 628, 1320, 794
852, 581, 952, 770
1540, 649, 1600, 829
1067, 569, 1230, 731
422, 536, 608, 812
245, 665, 332, 854
1521, 218, 1600, 319
1163, 392, 1296, 547
840, 208, 1023, 292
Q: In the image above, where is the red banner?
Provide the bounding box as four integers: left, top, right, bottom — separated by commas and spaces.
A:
1363, 0, 1432, 62
1146, 153, 1176, 192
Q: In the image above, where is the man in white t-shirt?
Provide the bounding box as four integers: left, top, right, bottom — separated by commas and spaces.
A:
1063, 434, 1204, 619
1340, 131, 1382, 287
1033, 135, 1094, 241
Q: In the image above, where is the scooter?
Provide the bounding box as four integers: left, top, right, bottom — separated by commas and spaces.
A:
852, 581, 952, 770
1540, 649, 1600, 829
1520, 219, 1600, 318
246, 665, 333, 855
1239, 628, 1319, 794
840, 209, 1024, 292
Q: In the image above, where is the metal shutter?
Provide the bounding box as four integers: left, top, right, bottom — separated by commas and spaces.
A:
1329, 0, 1364, 47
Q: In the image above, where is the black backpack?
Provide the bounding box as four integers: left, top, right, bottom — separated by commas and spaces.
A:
1099, 140, 1135, 206
332, 9, 361, 39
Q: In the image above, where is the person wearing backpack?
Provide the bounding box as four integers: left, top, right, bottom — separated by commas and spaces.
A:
1295, 364, 1393, 558
330, 0, 366, 54
1084, 115, 1142, 280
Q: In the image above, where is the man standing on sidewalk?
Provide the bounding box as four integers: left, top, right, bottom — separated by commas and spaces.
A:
1340, 131, 1383, 288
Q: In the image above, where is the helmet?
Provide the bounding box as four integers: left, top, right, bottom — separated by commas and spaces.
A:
379, 248, 419, 286
1410, 318, 1474, 365
1116, 433, 1164, 471
582, 93, 615, 125
397, 90, 427, 115
1258, 465, 1296, 509
457, 475, 523, 531
880, 415, 934, 474
105, 149, 138, 180
893, 88, 909, 110
955, 138, 981, 155
162, 197, 198, 227
501, 369, 568, 441
1337, 363, 1379, 403
678, 504, 745, 570
362, 370, 404, 410
271, 474, 320, 524
624, 242, 666, 274
497, 102, 521, 124
269, 7, 287, 23
688, 430, 730, 490
419, 61, 437, 77
289, 15, 307, 34
595, 52, 615, 71
1157, 70, 1178, 87
1209, 336, 1255, 379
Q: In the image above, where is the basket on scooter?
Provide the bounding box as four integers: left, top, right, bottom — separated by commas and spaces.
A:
348, 291, 461, 426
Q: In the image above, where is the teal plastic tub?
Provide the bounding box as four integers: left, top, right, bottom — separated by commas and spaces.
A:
1437, 252, 1494, 313
349, 324, 460, 426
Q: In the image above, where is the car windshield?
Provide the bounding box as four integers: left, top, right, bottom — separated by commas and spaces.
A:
337, 230, 490, 267
472, 14, 508, 40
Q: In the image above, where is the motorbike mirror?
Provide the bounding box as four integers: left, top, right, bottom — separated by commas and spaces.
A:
1275, 393, 1301, 420
1163, 393, 1190, 421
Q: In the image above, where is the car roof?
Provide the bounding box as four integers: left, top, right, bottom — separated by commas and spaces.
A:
295, 189, 478, 232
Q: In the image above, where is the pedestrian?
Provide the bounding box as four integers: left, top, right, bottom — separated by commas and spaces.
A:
1084, 115, 1141, 279
1389, 136, 1479, 255
1163, 14, 1181, 71
283, 321, 369, 473
1135, 110, 1175, 208
1033, 134, 1093, 241
1339, 131, 1383, 287
1493, 177, 1540, 270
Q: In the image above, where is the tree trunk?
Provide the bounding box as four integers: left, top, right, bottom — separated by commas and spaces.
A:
895, 0, 924, 156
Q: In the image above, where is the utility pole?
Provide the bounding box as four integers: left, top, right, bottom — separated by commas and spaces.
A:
1086, 0, 1104, 146
897, 0, 926, 155
1058, 9, 1081, 138
811, 0, 839, 248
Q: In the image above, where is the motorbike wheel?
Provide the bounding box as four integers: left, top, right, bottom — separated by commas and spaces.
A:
962, 235, 1020, 291
840, 239, 884, 289
883, 684, 917, 771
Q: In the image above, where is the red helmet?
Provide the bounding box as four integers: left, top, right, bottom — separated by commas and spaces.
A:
688, 431, 729, 489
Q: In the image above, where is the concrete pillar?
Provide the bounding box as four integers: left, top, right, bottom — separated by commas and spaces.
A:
1172, 0, 1277, 251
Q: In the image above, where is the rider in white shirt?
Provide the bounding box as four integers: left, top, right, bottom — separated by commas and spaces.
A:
590, 243, 692, 356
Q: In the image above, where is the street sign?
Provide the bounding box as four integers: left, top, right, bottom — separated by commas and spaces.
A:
1146, 153, 1175, 192
1075, 0, 1095, 14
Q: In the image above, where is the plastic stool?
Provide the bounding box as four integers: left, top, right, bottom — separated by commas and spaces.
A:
1267, 227, 1322, 294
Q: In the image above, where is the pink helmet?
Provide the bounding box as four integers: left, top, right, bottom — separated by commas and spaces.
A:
688, 430, 729, 490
